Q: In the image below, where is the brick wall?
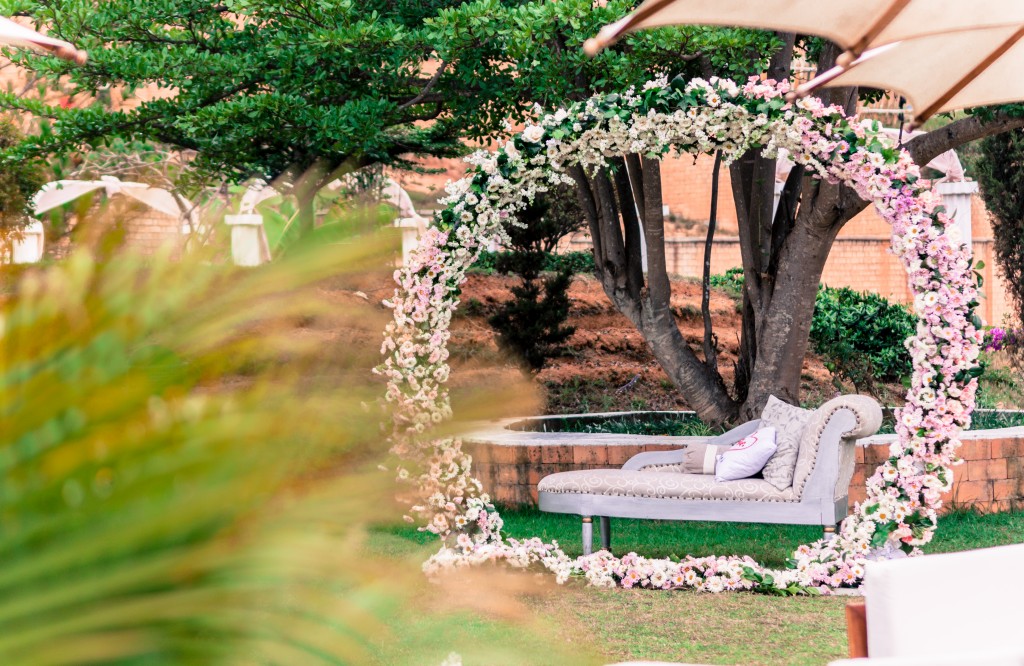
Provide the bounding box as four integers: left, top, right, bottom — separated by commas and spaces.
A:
87, 195, 186, 257
566, 233, 1011, 326
852, 433, 1024, 514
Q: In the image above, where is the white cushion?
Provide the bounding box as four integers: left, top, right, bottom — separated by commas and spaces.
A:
760, 395, 812, 490
714, 426, 777, 482
864, 544, 1024, 659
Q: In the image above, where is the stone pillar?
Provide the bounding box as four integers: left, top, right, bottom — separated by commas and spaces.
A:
11, 221, 45, 264
394, 217, 425, 266
934, 181, 979, 249
224, 213, 267, 267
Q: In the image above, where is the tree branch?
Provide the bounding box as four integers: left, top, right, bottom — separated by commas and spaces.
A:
641, 157, 671, 313
398, 60, 448, 110
568, 165, 604, 275
701, 151, 722, 372
768, 165, 804, 276
905, 112, 1024, 166
625, 153, 646, 226
593, 168, 628, 287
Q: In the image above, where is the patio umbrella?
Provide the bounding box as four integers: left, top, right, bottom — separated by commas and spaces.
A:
34, 177, 190, 219
792, 25, 1024, 125
0, 16, 86, 64
584, 0, 1024, 59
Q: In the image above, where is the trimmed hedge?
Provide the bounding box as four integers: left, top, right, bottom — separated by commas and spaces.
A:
810, 285, 916, 389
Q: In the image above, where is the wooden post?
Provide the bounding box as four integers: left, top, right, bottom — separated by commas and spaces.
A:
846, 600, 868, 658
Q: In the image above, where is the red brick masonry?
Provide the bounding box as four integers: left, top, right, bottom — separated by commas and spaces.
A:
463, 422, 1024, 513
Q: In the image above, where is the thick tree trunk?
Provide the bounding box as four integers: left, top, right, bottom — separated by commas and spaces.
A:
740, 185, 843, 416
633, 157, 738, 424
296, 195, 316, 238
569, 33, 1024, 426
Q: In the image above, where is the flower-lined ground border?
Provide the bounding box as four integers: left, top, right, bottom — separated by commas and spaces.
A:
378, 76, 983, 593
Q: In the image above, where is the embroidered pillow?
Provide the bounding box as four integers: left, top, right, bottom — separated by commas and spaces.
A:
714, 426, 777, 482
760, 395, 813, 490
681, 443, 725, 474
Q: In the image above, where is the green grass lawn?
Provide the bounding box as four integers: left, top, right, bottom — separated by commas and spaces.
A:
368, 508, 1024, 665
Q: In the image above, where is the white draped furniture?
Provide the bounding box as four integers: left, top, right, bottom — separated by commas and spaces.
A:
537, 395, 883, 555
833, 543, 1024, 665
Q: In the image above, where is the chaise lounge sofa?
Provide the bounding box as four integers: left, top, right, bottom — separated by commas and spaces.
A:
537, 394, 883, 555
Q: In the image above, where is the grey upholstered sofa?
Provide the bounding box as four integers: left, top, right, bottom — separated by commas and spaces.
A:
537, 395, 883, 555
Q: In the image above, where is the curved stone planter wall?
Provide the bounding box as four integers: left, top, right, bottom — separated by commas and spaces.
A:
463, 411, 1024, 512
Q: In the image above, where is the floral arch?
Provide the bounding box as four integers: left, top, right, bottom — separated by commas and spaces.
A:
379, 75, 983, 593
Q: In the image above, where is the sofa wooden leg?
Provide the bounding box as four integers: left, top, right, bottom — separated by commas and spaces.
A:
582, 516, 593, 556
824, 524, 837, 541
599, 516, 611, 552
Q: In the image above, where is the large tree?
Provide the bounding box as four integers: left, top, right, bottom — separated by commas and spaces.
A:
0, 0, 527, 232
570, 40, 1024, 423
0, 0, 769, 230
480, 9, 1024, 423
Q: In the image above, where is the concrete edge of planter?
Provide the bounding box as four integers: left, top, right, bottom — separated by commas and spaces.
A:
461, 410, 1024, 448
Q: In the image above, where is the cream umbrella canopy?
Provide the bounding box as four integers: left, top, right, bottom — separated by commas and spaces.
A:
793, 25, 1024, 126
584, 0, 1024, 64
0, 16, 86, 64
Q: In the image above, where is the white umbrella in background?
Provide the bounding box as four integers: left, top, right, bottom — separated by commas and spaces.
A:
0, 16, 86, 64
33, 176, 192, 219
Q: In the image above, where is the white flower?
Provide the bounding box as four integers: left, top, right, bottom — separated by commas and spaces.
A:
522, 125, 545, 143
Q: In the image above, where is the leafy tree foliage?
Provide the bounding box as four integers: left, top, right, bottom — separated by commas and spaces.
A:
976, 128, 1024, 333
0, 121, 44, 236
1, 1, 772, 173
1, 0, 773, 235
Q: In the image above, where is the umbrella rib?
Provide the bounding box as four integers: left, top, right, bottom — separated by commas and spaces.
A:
585, 0, 678, 55
848, 0, 913, 57
915, 25, 1024, 124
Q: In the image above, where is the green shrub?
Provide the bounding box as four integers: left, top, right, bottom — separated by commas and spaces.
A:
485, 184, 584, 371
708, 266, 745, 299
810, 285, 916, 392
473, 249, 594, 275
489, 266, 576, 370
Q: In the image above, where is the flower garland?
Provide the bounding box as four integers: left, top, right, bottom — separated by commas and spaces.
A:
378, 76, 983, 593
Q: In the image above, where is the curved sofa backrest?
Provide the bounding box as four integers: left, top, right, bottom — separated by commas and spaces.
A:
797, 395, 883, 501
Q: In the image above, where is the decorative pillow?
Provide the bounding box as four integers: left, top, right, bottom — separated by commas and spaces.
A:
714, 427, 777, 482
681, 443, 725, 474
760, 395, 813, 490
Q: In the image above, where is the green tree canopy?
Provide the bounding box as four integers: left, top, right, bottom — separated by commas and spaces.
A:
0, 0, 772, 182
